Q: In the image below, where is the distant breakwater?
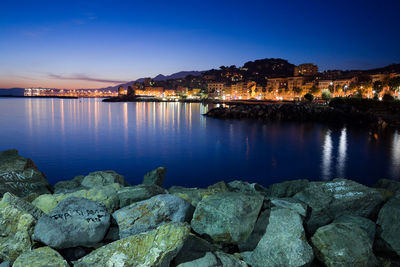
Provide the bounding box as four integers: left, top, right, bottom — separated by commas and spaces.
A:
205, 101, 400, 130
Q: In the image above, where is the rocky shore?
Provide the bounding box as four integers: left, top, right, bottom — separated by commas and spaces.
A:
205, 101, 400, 129
1, 149, 400, 266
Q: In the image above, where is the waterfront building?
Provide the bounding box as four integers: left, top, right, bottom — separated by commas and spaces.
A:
294, 63, 318, 76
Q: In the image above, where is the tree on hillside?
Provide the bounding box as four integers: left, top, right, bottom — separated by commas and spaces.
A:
310, 85, 320, 94
373, 81, 384, 95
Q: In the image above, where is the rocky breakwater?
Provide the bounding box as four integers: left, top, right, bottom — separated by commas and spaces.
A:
205, 103, 385, 128
1, 150, 400, 266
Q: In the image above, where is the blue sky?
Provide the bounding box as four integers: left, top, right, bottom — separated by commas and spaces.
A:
1, 0, 399, 89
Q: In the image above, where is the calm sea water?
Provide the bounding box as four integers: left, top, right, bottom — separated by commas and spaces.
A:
0, 97, 399, 188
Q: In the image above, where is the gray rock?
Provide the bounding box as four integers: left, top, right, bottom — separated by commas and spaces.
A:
227, 180, 267, 195
172, 234, 217, 266
168, 183, 229, 207
13, 246, 69, 267
244, 208, 314, 267
177, 251, 248, 267
0, 149, 52, 197
143, 167, 167, 187
0, 262, 9, 267
191, 192, 263, 244
293, 178, 384, 233
269, 197, 308, 217
54, 175, 84, 194
34, 197, 111, 249
333, 215, 376, 242
238, 209, 270, 252
81, 170, 128, 188
265, 179, 309, 198
117, 184, 166, 207
311, 222, 378, 267
113, 194, 193, 238
376, 197, 400, 256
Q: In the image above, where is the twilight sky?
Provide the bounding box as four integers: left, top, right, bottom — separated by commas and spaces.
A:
1, 0, 399, 89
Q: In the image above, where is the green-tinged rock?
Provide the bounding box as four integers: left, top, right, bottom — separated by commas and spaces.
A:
171, 234, 217, 266
54, 175, 84, 194
143, 167, 167, 187
191, 192, 263, 244
294, 178, 384, 233
238, 209, 270, 252
0, 149, 52, 197
374, 179, 400, 194
265, 179, 309, 198
113, 194, 193, 238
73, 222, 191, 267
168, 183, 230, 207
333, 215, 376, 242
13, 247, 69, 267
0, 195, 36, 263
117, 184, 166, 207
1, 192, 43, 220
376, 197, 400, 256
32, 183, 121, 213
81, 170, 128, 188
311, 222, 378, 267
244, 208, 313, 267
228, 180, 268, 196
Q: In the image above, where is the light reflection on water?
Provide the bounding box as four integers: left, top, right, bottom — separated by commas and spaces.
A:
0, 97, 398, 187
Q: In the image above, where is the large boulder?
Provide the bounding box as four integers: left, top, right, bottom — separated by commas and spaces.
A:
333, 215, 376, 242
238, 209, 270, 252
168, 182, 230, 207
81, 170, 128, 188
73, 222, 190, 267
113, 194, 193, 238
143, 167, 167, 187
13, 247, 69, 267
293, 179, 384, 233
376, 196, 400, 256
117, 184, 166, 207
54, 175, 84, 194
32, 183, 121, 213
227, 180, 267, 196
0, 193, 37, 263
171, 234, 217, 266
0, 149, 52, 197
311, 222, 378, 267
374, 179, 400, 194
243, 208, 313, 267
34, 197, 110, 249
269, 197, 308, 217
0, 192, 43, 220
265, 179, 309, 198
191, 192, 263, 244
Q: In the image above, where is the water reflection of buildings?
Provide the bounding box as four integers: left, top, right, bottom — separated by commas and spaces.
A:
321, 127, 348, 180
391, 131, 400, 179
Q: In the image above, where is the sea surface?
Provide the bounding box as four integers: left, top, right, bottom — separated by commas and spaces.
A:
0, 97, 399, 188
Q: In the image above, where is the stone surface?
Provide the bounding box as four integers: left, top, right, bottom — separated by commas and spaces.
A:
191, 192, 263, 244
238, 209, 270, 252
34, 197, 111, 249
376, 196, 400, 256
113, 194, 193, 238
333, 215, 376, 242
265, 179, 309, 198
0, 262, 9, 267
168, 183, 229, 207
269, 197, 308, 217
171, 234, 216, 266
81, 170, 128, 188
143, 166, 167, 186
117, 184, 166, 207
73, 222, 190, 267
311, 222, 378, 267
374, 179, 400, 194
0, 149, 52, 197
13, 247, 69, 267
294, 178, 384, 233
0, 194, 36, 263
32, 183, 121, 213
177, 251, 248, 267
1, 192, 43, 220
54, 175, 84, 194
228, 180, 268, 196
244, 207, 314, 267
